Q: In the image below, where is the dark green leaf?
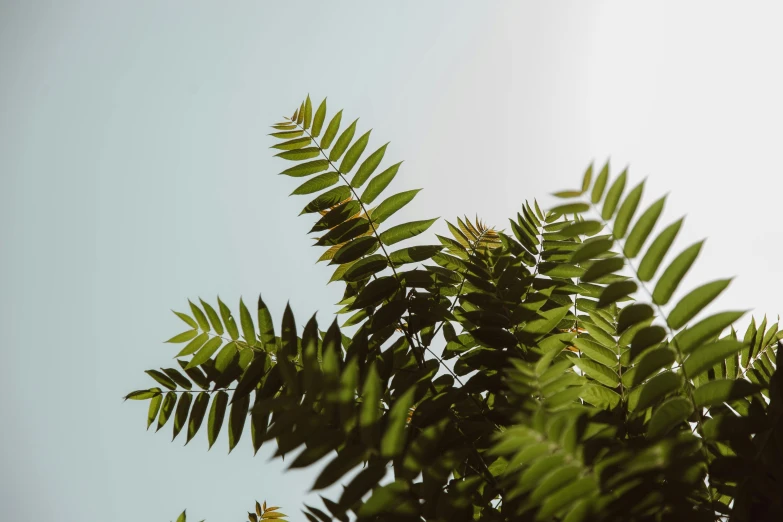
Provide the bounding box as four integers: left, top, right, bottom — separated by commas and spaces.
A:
351, 143, 388, 188
601, 169, 627, 220
570, 238, 614, 263
316, 218, 371, 246
280, 159, 329, 177
301, 186, 351, 214
676, 311, 746, 354
652, 241, 704, 305
208, 390, 229, 449
360, 161, 401, 204
186, 392, 209, 444
329, 119, 358, 162
218, 297, 239, 340
311, 98, 327, 137
126, 388, 161, 401
388, 245, 442, 267
145, 369, 176, 390
257, 295, 276, 347
351, 276, 399, 309
329, 236, 379, 265
647, 396, 693, 438
290, 172, 340, 195
618, 304, 654, 334
185, 337, 222, 369
694, 379, 760, 408
276, 147, 320, 161
228, 392, 250, 452
379, 218, 438, 246
684, 339, 745, 377
339, 130, 371, 173
598, 280, 637, 308
624, 196, 666, 258
629, 347, 676, 386
343, 254, 388, 282
172, 392, 192, 441
582, 257, 624, 283
271, 136, 311, 151
371, 189, 421, 225
630, 371, 683, 411
637, 218, 683, 282
668, 279, 731, 330
591, 163, 609, 203
612, 180, 644, 239
239, 298, 257, 347
156, 391, 177, 431
147, 393, 162, 429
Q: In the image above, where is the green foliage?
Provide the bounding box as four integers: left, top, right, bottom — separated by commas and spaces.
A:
127, 98, 782, 521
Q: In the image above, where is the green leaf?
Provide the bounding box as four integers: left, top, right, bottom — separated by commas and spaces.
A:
301, 186, 351, 214
381, 387, 415, 458
630, 371, 683, 411
378, 218, 438, 246
573, 338, 617, 367
173, 311, 198, 329
591, 163, 610, 204
581, 257, 624, 283
166, 329, 198, 344
276, 147, 320, 161
676, 311, 746, 354
280, 159, 329, 177
311, 98, 327, 137
257, 295, 276, 347
321, 110, 342, 149
629, 325, 667, 360
316, 218, 371, 246
343, 254, 388, 282
371, 189, 421, 225
218, 296, 240, 340
571, 357, 619, 387
126, 388, 161, 401
329, 236, 379, 265
360, 363, 382, 446
694, 379, 760, 408
172, 392, 192, 441
145, 369, 177, 390
146, 393, 162, 429
186, 392, 209, 444
522, 306, 572, 335
570, 238, 613, 263
351, 276, 399, 309
637, 218, 683, 282
311, 200, 361, 233
156, 391, 177, 431
580, 383, 621, 410
176, 332, 209, 357
629, 347, 676, 386
536, 477, 598, 521
647, 396, 693, 438
339, 130, 371, 174
598, 280, 637, 308
270, 129, 304, 139
207, 390, 229, 449
652, 241, 704, 305
612, 180, 644, 239
351, 143, 388, 188
360, 161, 401, 204
199, 299, 224, 336
388, 245, 442, 267
234, 354, 269, 402
667, 279, 731, 330
303, 95, 313, 129
271, 136, 311, 151
185, 337, 222, 369
329, 119, 358, 162
623, 196, 666, 258
601, 169, 627, 220
177, 510, 187, 522
684, 339, 745, 377
618, 304, 654, 334
296, 101, 304, 124
357, 480, 417, 518
560, 220, 602, 238
581, 163, 593, 193
550, 202, 590, 215
290, 172, 340, 195
228, 392, 250, 452
238, 297, 257, 347
214, 341, 239, 372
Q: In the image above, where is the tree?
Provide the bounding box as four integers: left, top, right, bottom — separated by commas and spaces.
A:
126, 95, 782, 522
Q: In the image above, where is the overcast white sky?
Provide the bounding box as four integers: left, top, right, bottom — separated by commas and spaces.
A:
2, 2, 781, 521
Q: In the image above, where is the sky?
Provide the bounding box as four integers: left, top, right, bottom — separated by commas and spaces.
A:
1, 1, 782, 521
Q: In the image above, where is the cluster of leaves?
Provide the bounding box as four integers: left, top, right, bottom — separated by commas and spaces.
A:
127, 96, 782, 521
169, 501, 286, 522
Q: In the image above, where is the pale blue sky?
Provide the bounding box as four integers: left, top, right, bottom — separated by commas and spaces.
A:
2, 2, 782, 521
